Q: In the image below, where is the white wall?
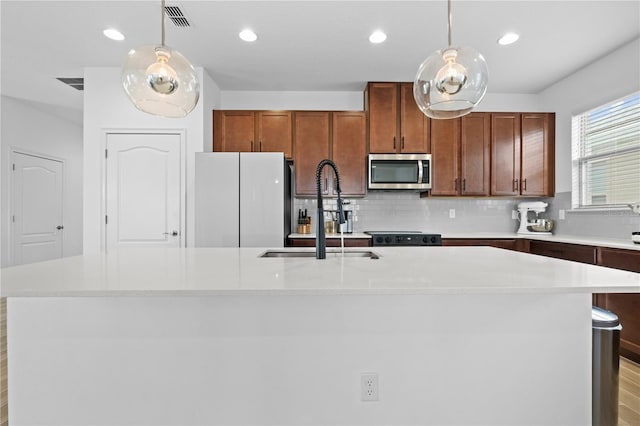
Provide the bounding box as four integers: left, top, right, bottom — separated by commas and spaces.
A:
219, 90, 544, 113
540, 37, 640, 192
220, 90, 364, 111
202, 70, 221, 152
83, 67, 218, 254
0, 96, 83, 267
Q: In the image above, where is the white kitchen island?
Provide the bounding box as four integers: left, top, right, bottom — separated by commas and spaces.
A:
2, 246, 640, 425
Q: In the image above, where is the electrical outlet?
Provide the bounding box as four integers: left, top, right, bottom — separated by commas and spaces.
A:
449, 209, 456, 219
361, 372, 379, 401
559, 209, 566, 220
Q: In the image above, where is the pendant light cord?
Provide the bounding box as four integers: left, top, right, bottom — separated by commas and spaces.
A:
161, 0, 166, 47
447, 0, 452, 47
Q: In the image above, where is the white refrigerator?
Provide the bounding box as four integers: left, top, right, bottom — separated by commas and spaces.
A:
195, 152, 288, 248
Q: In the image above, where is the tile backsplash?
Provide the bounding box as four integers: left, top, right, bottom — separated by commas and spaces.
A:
293, 191, 640, 240
548, 192, 640, 240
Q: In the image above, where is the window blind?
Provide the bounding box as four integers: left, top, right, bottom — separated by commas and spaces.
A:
571, 92, 640, 208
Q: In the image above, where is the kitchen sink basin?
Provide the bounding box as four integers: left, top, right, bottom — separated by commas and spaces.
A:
259, 249, 380, 259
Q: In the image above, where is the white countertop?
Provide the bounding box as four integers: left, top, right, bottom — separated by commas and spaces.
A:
2, 246, 638, 297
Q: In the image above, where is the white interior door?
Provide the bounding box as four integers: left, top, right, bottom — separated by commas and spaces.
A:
11, 151, 64, 265
105, 133, 182, 250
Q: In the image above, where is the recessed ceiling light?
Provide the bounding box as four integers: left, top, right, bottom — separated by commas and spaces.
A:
239, 29, 258, 42
369, 30, 387, 44
103, 28, 125, 41
498, 32, 519, 46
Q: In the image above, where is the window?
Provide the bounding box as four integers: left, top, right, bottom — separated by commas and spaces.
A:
572, 92, 640, 208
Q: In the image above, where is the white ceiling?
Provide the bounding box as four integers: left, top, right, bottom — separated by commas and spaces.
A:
1, 0, 639, 115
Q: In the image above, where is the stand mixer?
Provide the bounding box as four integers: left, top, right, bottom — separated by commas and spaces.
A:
517, 201, 553, 235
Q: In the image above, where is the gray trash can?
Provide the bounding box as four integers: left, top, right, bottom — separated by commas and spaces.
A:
592, 306, 622, 426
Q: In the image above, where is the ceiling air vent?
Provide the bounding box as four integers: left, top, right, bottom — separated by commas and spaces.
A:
165, 4, 191, 28
56, 77, 84, 91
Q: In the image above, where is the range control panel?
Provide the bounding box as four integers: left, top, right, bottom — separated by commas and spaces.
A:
365, 232, 442, 247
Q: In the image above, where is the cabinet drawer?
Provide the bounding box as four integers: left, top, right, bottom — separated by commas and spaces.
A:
528, 240, 597, 264
442, 239, 518, 251
597, 247, 640, 272
288, 238, 371, 248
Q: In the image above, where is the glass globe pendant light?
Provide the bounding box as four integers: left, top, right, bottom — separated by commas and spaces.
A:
413, 0, 488, 119
122, 0, 200, 118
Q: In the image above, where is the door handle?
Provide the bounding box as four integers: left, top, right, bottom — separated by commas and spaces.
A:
163, 231, 179, 236
56, 225, 64, 230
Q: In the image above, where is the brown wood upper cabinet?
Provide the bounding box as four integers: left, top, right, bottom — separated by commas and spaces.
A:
430, 113, 490, 196
366, 82, 429, 153
490, 113, 555, 197
331, 112, 367, 196
213, 110, 293, 158
293, 111, 366, 198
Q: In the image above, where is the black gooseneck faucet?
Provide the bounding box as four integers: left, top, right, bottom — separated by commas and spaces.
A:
316, 159, 345, 259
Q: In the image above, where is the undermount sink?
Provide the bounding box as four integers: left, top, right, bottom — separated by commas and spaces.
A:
259, 249, 380, 259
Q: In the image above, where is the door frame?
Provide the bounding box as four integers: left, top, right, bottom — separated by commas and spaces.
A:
101, 129, 187, 251
8, 148, 66, 266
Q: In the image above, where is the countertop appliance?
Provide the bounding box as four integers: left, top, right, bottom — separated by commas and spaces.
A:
365, 231, 442, 246
195, 152, 290, 248
368, 153, 432, 190
516, 201, 553, 235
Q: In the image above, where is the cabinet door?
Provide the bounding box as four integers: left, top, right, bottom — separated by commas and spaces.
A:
430, 118, 460, 195
332, 112, 367, 196
528, 240, 597, 264
521, 113, 554, 196
442, 238, 518, 250
491, 113, 521, 196
213, 111, 255, 152
460, 113, 490, 195
367, 83, 399, 153
399, 83, 429, 153
596, 292, 640, 363
257, 111, 293, 158
294, 112, 330, 196
596, 247, 640, 362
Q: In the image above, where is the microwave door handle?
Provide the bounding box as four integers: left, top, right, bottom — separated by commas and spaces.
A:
417, 160, 424, 183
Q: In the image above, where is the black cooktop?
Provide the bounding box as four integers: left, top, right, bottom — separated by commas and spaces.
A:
365, 231, 442, 246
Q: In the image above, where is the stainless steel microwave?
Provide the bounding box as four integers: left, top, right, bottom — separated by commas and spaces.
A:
368, 154, 432, 190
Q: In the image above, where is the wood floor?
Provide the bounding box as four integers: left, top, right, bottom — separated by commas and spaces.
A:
620, 357, 640, 426
0, 300, 637, 426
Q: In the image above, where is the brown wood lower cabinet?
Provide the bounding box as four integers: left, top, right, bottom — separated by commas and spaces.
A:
594, 246, 640, 363
442, 238, 520, 251
528, 240, 597, 264
288, 238, 371, 248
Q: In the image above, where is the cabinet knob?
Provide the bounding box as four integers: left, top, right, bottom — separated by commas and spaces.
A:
454, 178, 458, 191
401, 136, 405, 150
393, 136, 396, 150
463, 179, 466, 192
56, 225, 64, 230
522, 178, 527, 191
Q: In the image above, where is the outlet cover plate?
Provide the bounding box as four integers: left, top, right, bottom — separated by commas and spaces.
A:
361, 372, 379, 401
